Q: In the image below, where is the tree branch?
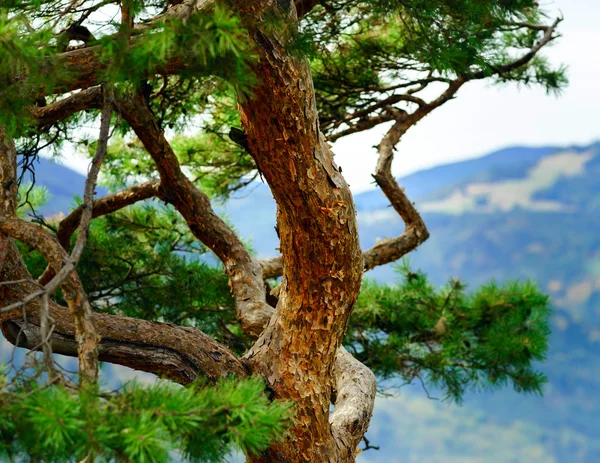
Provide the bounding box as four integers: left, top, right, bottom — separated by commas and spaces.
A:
31, 86, 102, 128
55, 180, 161, 252
467, 17, 562, 80
0, 216, 101, 381
116, 93, 273, 337
0, 241, 247, 384
2, 124, 97, 382
325, 17, 561, 143
330, 347, 377, 455
258, 81, 467, 278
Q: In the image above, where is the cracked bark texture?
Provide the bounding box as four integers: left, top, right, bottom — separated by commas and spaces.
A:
230, 2, 364, 461
0, 0, 563, 460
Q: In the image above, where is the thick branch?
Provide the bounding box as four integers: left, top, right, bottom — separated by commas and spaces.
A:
31, 86, 102, 128
30, 88, 273, 336
229, 2, 364, 460
3, 119, 244, 383
330, 347, 377, 454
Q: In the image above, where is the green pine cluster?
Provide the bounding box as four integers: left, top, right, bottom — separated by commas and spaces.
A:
0, 374, 291, 463
300, 0, 566, 134
348, 262, 551, 402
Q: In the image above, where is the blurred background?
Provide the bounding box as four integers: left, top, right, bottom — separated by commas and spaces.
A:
2, 0, 599, 461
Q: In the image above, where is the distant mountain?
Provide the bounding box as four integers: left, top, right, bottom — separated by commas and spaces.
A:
3, 142, 600, 462
353, 145, 559, 212
21, 157, 107, 217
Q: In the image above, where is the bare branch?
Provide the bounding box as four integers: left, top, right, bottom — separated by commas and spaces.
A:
37, 180, 162, 285
58, 180, 161, 250
467, 17, 562, 80
1, 93, 112, 383
0, 217, 100, 380
330, 347, 377, 454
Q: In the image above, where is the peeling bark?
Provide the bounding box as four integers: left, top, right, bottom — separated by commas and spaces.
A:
230, 2, 364, 460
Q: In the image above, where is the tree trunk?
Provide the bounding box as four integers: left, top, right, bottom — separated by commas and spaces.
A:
232, 3, 364, 461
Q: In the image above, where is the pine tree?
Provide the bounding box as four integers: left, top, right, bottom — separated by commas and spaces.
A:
0, 0, 564, 461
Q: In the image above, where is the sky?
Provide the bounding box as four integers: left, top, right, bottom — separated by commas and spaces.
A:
58, 0, 600, 194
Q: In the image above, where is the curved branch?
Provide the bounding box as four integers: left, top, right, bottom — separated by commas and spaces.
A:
325, 17, 561, 144
29, 88, 273, 337
117, 93, 273, 337
330, 347, 377, 455
258, 82, 467, 279
57, 179, 162, 250
467, 17, 562, 80
31, 86, 102, 127
0, 217, 100, 378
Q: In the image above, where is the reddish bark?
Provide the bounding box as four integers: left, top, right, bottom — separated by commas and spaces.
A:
230, 2, 364, 460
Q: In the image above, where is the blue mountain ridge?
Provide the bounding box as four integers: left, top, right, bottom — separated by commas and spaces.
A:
22, 156, 108, 217
4, 141, 600, 462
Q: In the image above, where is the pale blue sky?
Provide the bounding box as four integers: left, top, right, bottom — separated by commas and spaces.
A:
58, 0, 600, 193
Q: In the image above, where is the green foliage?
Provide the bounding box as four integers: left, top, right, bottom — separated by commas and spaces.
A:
300, 0, 566, 133
99, 86, 256, 199
0, 13, 57, 135
1, 0, 561, 457
16, 182, 50, 218
0, 373, 291, 462
14, 188, 553, 399
347, 261, 551, 402
99, 6, 257, 94
16, 197, 552, 402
